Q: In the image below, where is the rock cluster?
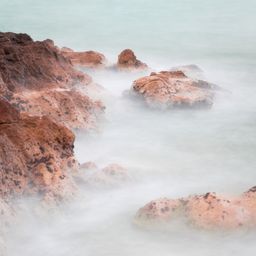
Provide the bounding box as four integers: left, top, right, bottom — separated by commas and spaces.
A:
135, 187, 256, 230
0, 32, 104, 130
0, 32, 107, 208
132, 70, 218, 108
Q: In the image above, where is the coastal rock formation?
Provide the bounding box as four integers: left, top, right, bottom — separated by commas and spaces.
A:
76, 162, 129, 187
0, 97, 77, 202
117, 49, 148, 70
132, 70, 217, 108
61, 48, 106, 68
0, 32, 104, 130
0, 32, 89, 93
135, 187, 256, 230
11, 89, 104, 130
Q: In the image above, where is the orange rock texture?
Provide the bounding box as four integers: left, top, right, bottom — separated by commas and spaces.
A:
135, 187, 256, 230
61, 47, 106, 68
132, 70, 218, 108
117, 49, 148, 70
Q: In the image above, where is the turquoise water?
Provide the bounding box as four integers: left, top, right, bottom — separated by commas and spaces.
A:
2, 1, 256, 256
1, 0, 256, 66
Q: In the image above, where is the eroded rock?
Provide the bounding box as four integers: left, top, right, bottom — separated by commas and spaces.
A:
61, 48, 106, 68
132, 70, 218, 108
135, 187, 256, 230
0, 32, 89, 93
0, 32, 104, 130
0, 98, 77, 202
10, 89, 104, 130
117, 49, 148, 70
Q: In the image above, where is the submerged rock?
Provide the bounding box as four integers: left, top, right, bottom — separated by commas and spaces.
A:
61, 47, 106, 68
117, 49, 148, 70
132, 70, 218, 108
135, 187, 256, 230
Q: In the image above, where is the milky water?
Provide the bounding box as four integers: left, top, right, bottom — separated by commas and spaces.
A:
1, 0, 256, 255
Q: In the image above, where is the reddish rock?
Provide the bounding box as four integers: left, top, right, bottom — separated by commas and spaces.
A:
184, 193, 248, 229
135, 187, 256, 230
0, 96, 20, 124
135, 198, 182, 225
10, 89, 104, 130
0, 32, 90, 93
117, 49, 148, 70
132, 71, 217, 108
0, 98, 77, 201
61, 48, 106, 68
0, 32, 104, 130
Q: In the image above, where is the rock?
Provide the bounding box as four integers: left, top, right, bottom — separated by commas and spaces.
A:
10, 89, 105, 130
184, 193, 248, 229
135, 198, 183, 225
134, 187, 256, 230
0, 32, 104, 130
61, 48, 106, 68
77, 163, 129, 187
0, 98, 77, 201
0, 96, 20, 124
117, 49, 148, 70
0, 32, 89, 93
132, 70, 217, 108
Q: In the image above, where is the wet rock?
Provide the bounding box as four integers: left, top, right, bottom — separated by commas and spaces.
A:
134, 187, 256, 230
183, 193, 249, 229
135, 198, 183, 225
117, 49, 148, 70
0, 98, 77, 201
0, 32, 105, 130
132, 70, 217, 108
0, 96, 20, 124
11, 89, 105, 130
61, 47, 106, 68
0, 32, 90, 93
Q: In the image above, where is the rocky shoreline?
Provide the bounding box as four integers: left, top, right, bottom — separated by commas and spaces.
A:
0, 31, 254, 254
